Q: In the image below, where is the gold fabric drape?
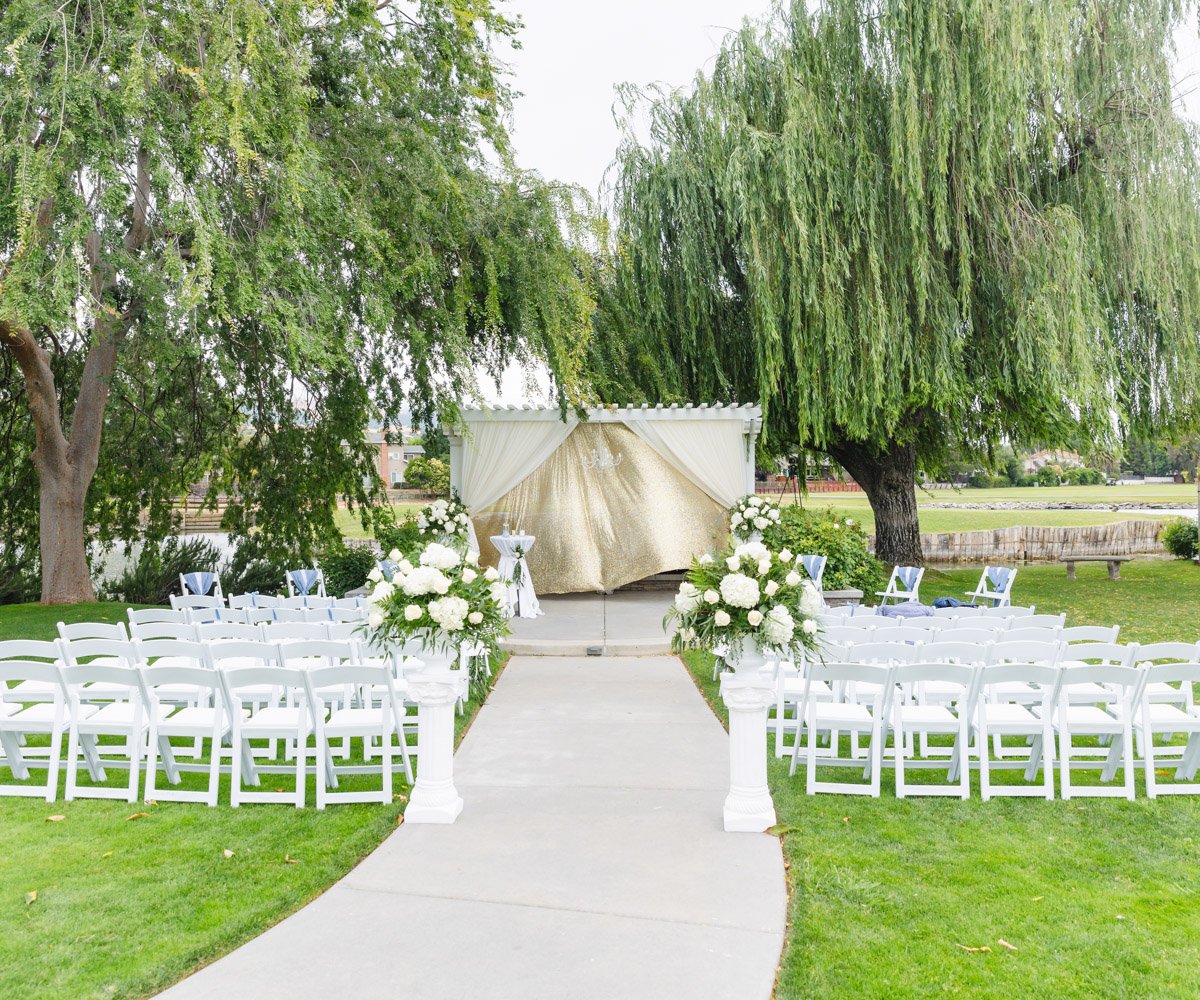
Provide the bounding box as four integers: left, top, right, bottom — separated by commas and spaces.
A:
472, 423, 728, 594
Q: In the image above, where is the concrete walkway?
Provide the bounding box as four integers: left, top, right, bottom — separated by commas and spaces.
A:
504, 591, 676, 656
159, 655, 786, 999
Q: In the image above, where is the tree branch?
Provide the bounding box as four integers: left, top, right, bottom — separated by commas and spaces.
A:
0, 319, 68, 471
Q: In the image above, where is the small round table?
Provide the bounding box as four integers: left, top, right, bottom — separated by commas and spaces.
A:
490, 534, 542, 619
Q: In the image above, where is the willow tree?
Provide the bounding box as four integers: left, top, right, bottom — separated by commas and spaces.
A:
599, 0, 1200, 563
1, 0, 594, 603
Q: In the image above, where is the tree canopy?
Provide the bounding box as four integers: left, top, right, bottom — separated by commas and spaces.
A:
594, 0, 1200, 562
1, 0, 595, 601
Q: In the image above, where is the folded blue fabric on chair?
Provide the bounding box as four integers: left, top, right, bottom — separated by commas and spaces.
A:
879, 602, 933, 618
932, 596, 977, 609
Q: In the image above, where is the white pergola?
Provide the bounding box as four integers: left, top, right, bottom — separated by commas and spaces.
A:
445, 403, 762, 593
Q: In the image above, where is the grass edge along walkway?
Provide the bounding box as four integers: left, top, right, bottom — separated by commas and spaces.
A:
0, 600, 507, 1000
681, 563, 1200, 1000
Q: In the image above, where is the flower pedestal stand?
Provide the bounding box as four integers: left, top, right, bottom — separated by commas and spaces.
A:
405, 670, 464, 824
719, 672, 777, 833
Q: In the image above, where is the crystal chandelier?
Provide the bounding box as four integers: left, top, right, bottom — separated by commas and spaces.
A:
580, 446, 624, 471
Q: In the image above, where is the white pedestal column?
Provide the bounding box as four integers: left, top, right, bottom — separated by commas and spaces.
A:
719, 673, 777, 833
405, 670, 464, 824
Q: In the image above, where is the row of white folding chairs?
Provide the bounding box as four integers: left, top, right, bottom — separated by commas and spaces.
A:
784, 655, 1200, 800
134, 606, 366, 627
64, 617, 369, 646
818, 612, 1069, 637
172, 594, 362, 612
821, 603, 1037, 620
0, 638, 463, 807
819, 621, 1105, 649
775, 639, 1199, 759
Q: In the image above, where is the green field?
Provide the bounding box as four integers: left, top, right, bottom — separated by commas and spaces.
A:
334, 504, 421, 539
806, 483, 1198, 505
684, 560, 1200, 999
0, 602, 499, 999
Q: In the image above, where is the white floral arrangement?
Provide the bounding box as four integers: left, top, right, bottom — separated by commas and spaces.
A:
365, 540, 509, 690
729, 494, 781, 539
417, 495, 472, 542
665, 540, 822, 664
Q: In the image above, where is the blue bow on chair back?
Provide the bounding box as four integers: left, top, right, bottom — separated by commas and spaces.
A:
800, 555, 826, 587
182, 572, 216, 596
289, 569, 320, 596
379, 559, 398, 582
987, 566, 1012, 591
896, 566, 920, 592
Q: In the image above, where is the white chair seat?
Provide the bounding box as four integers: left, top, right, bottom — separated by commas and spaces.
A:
894, 704, 957, 727
1057, 705, 1122, 729
242, 707, 307, 734
326, 707, 392, 735
2, 702, 93, 728
781, 677, 832, 699
8, 680, 61, 702
981, 703, 1040, 726
77, 702, 142, 731
1140, 703, 1198, 726
1144, 682, 1190, 703
157, 706, 230, 735
811, 703, 873, 726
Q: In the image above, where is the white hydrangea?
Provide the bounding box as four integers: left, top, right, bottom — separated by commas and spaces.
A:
754, 516, 769, 530
402, 566, 451, 596
762, 605, 795, 646
748, 495, 762, 507
370, 580, 395, 603
734, 541, 770, 563
720, 573, 760, 609
799, 581, 824, 615
428, 595, 469, 631
420, 542, 461, 571
675, 585, 701, 613
367, 609, 384, 628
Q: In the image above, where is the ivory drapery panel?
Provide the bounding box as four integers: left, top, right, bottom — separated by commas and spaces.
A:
458, 414, 577, 511
472, 423, 727, 593
624, 417, 748, 508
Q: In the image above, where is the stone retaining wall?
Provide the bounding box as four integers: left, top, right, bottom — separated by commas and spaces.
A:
914, 519, 1165, 563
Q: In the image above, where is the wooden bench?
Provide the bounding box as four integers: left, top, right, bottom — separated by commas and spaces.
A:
1058, 554, 1133, 580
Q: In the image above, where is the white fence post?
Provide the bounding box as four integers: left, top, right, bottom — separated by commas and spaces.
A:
404, 670, 464, 824
719, 673, 777, 833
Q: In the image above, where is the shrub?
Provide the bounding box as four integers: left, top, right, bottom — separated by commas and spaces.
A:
1161, 518, 1198, 560
220, 536, 293, 597
0, 548, 40, 605
404, 456, 450, 495
763, 506, 888, 594
101, 536, 220, 605
375, 514, 422, 556
320, 545, 377, 596
1035, 465, 1062, 487
1063, 466, 1104, 486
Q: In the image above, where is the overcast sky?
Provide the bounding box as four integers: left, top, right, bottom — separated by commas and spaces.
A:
486, 0, 1200, 402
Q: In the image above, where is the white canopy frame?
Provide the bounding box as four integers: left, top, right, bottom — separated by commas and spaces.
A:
445, 403, 763, 594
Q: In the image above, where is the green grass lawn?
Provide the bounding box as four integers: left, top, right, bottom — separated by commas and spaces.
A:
334, 504, 421, 539
801, 504, 1173, 535
0, 601, 500, 999
683, 560, 1200, 999
805, 483, 1199, 506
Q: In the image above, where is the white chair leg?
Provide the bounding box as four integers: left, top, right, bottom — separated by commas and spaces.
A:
230, 723, 243, 807
1059, 727, 1072, 800
294, 729, 307, 808
1144, 730, 1158, 799
979, 725, 992, 801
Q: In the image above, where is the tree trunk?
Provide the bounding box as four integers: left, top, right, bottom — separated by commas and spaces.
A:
826, 438, 924, 567
37, 461, 95, 604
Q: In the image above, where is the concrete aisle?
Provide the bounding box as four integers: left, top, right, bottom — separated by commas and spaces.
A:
159, 656, 786, 1000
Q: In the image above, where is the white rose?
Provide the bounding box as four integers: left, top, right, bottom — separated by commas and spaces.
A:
488, 581, 507, 604
398, 559, 414, 575
747, 610, 763, 626
698, 553, 714, 565
757, 560, 771, 576
731, 512, 743, 526
468, 611, 483, 625
764, 580, 779, 597
462, 568, 478, 584
675, 591, 701, 613
726, 555, 740, 571
367, 567, 383, 583
802, 618, 818, 635
679, 581, 699, 597
367, 609, 384, 628
749, 496, 762, 507
778, 548, 793, 563
785, 571, 802, 587
714, 610, 731, 627
704, 589, 720, 604
845, 517, 854, 526
484, 566, 499, 582
404, 604, 423, 621
388, 549, 402, 562
832, 521, 841, 529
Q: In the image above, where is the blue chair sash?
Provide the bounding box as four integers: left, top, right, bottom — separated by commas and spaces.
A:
288, 569, 320, 596
182, 572, 216, 596
987, 567, 1013, 592
896, 566, 921, 592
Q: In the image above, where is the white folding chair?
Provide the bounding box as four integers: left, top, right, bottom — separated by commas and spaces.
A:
1132, 642, 1200, 711
221, 664, 314, 807
0, 661, 71, 800
985, 640, 1063, 759
997, 605, 1036, 618
1055, 665, 1142, 800
974, 662, 1061, 800
909, 640, 991, 757
179, 572, 224, 599
332, 597, 364, 610
0, 639, 66, 703
1005, 626, 1061, 644
888, 662, 977, 798
1061, 625, 1120, 644
933, 605, 983, 618
939, 618, 1008, 635
129, 621, 197, 642
790, 661, 891, 795
966, 566, 1017, 607
269, 608, 309, 624
128, 607, 189, 628
1137, 662, 1200, 796
285, 568, 326, 599
325, 607, 367, 624
876, 566, 924, 605
196, 621, 263, 643
1060, 642, 1134, 706
210, 607, 249, 625
279, 596, 309, 610
170, 594, 225, 613
58, 620, 129, 643
142, 665, 229, 806
263, 622, 330, 644
227, 593, 258, 610
61, 662, 147, 802
245, 607, 276, 625
867, 625, 930, 645
303, 596, 336, 610
1022, 613, 1067, 630
820, 624, 877, 646
184, 607, 222, 625
307, 661, 412, 807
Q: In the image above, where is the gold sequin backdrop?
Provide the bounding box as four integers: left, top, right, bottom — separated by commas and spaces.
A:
472, 423, 728, 593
